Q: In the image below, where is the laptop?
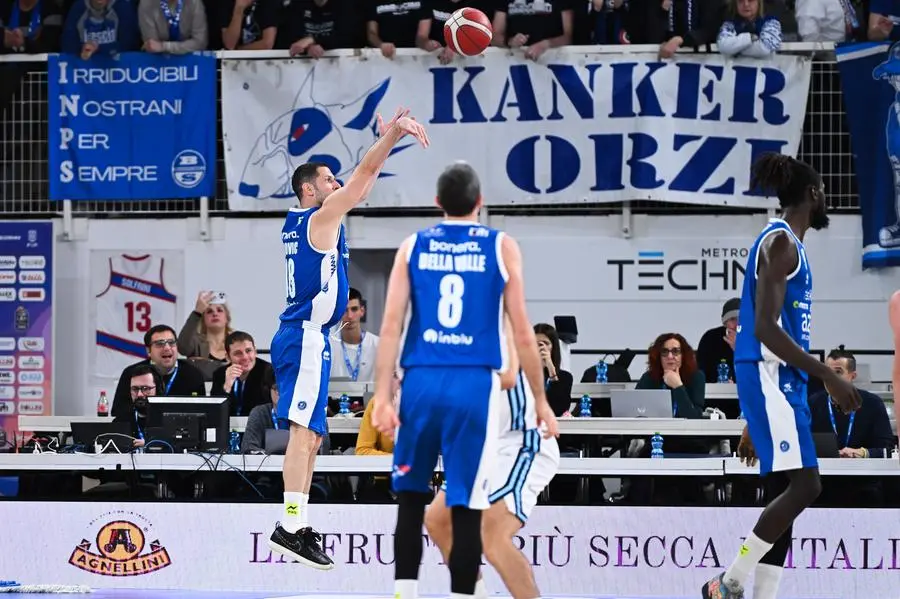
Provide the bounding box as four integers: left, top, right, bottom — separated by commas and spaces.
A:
71, 421, 133, 453
812, 432, 840, 458
609, 390, 674, 418
264, 429, 290, 455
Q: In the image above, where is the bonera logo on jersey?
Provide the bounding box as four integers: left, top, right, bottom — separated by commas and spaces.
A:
422, 328, 474, 346
237, 68, 411, 201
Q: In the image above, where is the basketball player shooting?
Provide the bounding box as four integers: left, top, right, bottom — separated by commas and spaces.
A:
369, 162, 558, 599
267, 107, 429, 570
701, 153, 861, 599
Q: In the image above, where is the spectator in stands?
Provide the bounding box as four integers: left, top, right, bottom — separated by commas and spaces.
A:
869, 0, 900, 41
331, 288, 379, 382
366, 0, 430, 57
221, 0, 277, 50
809, 346, 893, 458
356, 398, 395, 456
696, 297, 739, 384
61, 0, 140, 57
113, 363, 163, 448
1, 0, 64, 53
282, 0, 355, 56
636, 332, 705, 418
716, 0, 782, 58
591, 0, 630, 44
535, 322, 574, 416
178, 290, 233, 380
211, 331, 274, 417
421, 0, 492, 63
639, 0, 722, 55
491, 0, 574, 60
795, 0, 851, 42
138, 0, 208, 53
110, 324, 207, 419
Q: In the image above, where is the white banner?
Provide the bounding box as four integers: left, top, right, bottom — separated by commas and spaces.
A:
2, 502, 898, 596
221, 49, 811, 211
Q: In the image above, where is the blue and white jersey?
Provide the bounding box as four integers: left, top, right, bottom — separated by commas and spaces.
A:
501, 370, 538, 434
399, 221, 508, 371
734, 218, 812, 379
279, 206, 350, 328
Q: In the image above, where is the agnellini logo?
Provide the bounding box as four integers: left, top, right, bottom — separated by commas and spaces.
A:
69, 513, 172, 577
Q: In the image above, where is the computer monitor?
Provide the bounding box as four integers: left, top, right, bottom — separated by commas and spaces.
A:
146, 396, 229, 453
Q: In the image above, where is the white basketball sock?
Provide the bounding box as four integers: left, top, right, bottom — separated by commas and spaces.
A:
282, 492, 304, 534
395, 579, 418, 599
298, 492, 310, 528
473, 578, 488, 598
723, 532, 774, 588
753, 564, 784, 599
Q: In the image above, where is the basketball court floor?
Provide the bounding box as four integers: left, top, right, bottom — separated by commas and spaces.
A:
0, 592, 701, 599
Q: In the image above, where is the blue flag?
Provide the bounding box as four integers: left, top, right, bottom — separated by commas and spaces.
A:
836, 42, 900, 269
48, 52, 216, 201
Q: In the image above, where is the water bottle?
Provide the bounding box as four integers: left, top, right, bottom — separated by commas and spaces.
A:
717, 360, 730, 384
595, 361, 608, 383
229, 430, 240, 454
579, 394, 592, 417
339, 394, 350, 416
96, 390, 109, 417
650, 433, 664, 458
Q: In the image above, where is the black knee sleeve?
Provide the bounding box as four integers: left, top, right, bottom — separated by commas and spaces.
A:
449, 506, 483, 595
760, 473, 793, 567
760, 522, 793, 566
394, 492, 432, 581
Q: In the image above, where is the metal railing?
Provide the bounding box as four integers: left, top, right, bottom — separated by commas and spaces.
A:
0, 43, 854, 218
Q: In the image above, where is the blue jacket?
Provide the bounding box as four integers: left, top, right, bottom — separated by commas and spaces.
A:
61, 0, 140, 55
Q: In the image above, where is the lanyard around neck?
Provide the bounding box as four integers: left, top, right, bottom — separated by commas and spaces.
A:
827, 399, 855, 448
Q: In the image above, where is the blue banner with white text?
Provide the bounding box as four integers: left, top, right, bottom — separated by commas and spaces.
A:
221, 49, 813, 211
48, 52, 216, 201
836, 42, 900, 269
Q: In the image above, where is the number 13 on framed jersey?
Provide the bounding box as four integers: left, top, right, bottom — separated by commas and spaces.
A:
91, 251, 183, 378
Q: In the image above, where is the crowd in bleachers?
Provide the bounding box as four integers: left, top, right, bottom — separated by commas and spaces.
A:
1, 0, 896, 62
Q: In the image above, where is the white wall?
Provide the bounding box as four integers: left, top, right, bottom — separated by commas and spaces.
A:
54, 213, 898, 416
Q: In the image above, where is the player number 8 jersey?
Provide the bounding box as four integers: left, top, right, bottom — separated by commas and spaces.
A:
399, 221, 508, 371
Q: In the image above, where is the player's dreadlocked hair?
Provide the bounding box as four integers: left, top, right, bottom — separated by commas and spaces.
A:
750, 152, 820, 208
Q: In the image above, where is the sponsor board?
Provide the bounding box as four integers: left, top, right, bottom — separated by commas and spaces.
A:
68, 511, 172, 576
1, 503, 899, 596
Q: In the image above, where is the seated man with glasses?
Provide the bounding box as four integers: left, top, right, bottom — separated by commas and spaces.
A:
111, 324, 207, 419
113, 363, 163, 448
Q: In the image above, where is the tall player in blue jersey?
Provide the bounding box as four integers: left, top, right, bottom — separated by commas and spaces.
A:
369, 162, 558, 599
267, 107, 429, 570
702, 153, 861, 599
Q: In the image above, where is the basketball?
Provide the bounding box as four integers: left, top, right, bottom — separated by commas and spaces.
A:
443, 7, 493, 56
